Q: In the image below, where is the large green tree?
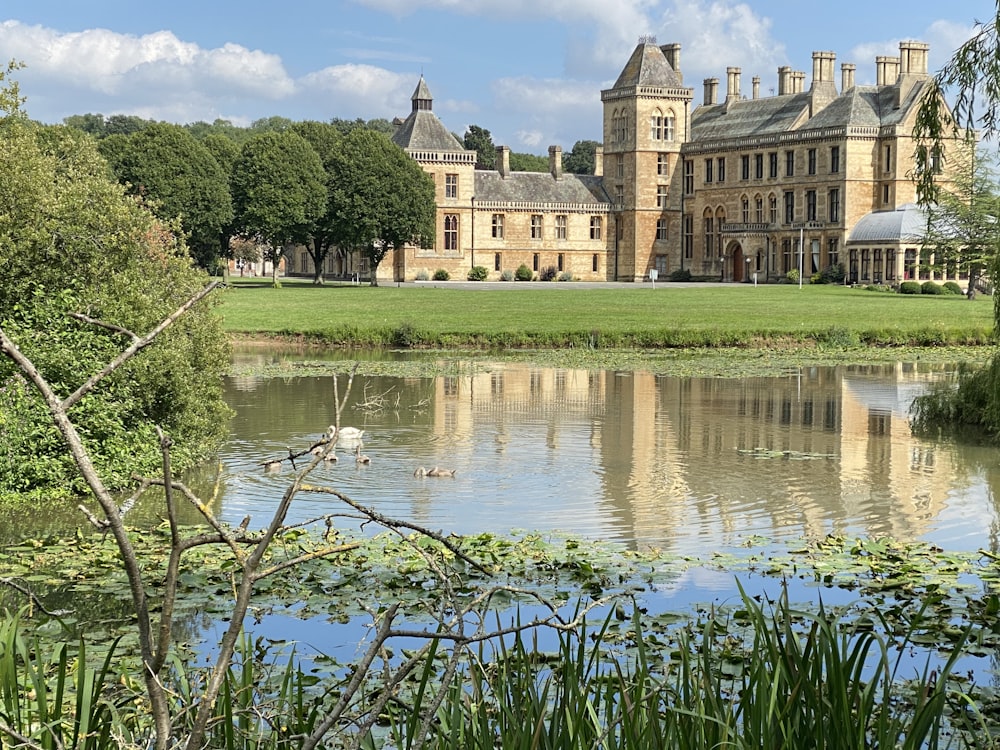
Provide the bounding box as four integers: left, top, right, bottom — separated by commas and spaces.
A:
102, 122, 234, 270
327, 129, 435, 285
0, 64, 231, 498
292, 120, 344, 284
463, 124, 496, 168
231, 130, 327, 287
564, 139, 600, 175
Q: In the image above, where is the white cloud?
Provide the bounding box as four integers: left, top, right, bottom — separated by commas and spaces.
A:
0, 20, 294, 122
299, 64, 415, 118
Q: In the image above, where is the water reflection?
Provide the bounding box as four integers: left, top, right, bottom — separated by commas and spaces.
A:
217, 355, 999, 557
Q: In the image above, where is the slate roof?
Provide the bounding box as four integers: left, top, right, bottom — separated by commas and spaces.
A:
611, 42, 684, 89
475, 171, 611, 206
847, 203, 928, 244
691, 77, 933, 143
691, 93, 810, 141
390, 77, 466, 153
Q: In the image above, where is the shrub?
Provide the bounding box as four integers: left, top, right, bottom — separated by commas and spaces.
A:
515, 264, 534, 281
391, 322, 420, 347
558, 271, 573, 282
540, 265, 558, 282
898, 280, 922, 294
813, 263, 845, 285
669, 268, 692, 282
467, 265, 489, 281
921, 280, 943, 295
500, 269, 515, 282
432, 268, 450, 281
942, 281, 964, 295
784, 269, 799, 284
414, 268, 430, 281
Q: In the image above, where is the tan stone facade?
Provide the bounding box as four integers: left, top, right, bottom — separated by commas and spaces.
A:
312, 37, 962, 286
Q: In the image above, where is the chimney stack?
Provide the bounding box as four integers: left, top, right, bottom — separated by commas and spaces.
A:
548, 145, 563, 181
841, 63, 856, 91
726, 66, 742, 104
778, 66, 792, 95
660, 43, 682, 83
496, 145, 510, 178
593, 145, 603, 177
752, 75, 760, 99
703, 77, 719, 105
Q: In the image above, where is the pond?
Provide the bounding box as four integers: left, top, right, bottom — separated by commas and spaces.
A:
214, 351, 998, 558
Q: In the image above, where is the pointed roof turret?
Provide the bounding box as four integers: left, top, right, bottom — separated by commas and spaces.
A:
411, 76, 433, 112
391, 76, 469, 153
611, 39, 684, 90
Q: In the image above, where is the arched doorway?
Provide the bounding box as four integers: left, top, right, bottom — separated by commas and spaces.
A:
730, 242, 746, 282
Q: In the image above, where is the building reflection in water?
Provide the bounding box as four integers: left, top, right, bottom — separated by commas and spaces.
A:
425, 361, 987, 553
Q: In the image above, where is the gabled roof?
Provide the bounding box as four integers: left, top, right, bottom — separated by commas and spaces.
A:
611, 42, 684, 90
475, 171, 611, 206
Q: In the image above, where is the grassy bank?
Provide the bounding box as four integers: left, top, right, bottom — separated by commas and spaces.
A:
217, 279, 995, 349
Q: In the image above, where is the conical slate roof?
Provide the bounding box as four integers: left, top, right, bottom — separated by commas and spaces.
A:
611, 42, 684, 90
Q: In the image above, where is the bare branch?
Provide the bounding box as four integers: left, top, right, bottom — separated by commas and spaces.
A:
62, 280, 221, 410
0, 578, 72, 617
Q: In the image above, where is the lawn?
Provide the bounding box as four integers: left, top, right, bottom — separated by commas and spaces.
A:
216, 278, 996, 348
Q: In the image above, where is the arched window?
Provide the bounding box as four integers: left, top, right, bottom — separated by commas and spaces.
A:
664, 111, 675, 141
650, 109, 663, 141
444, 214, 458, 250
741, 195, 750, 223
714, 207, 726, 257
754, 194, 763, 223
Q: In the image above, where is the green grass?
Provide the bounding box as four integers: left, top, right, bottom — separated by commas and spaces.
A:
216, 279, 995, 349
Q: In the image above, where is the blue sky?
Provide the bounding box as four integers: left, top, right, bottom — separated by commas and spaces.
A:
0, 0, 992, 154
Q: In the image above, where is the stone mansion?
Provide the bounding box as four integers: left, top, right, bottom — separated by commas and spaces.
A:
288, 36, 962, 285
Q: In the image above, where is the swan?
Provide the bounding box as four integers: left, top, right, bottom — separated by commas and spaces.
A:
330, 426, 365, 441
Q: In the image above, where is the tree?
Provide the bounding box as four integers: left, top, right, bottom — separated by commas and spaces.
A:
328, 129, 436, 285
463, 124, 496, 168
202, 134, 243, 267
910, 4, 1000, 439
103, 122, 234, 271
564, 139, 600, 175
293, 120, 344, 283
919, 148, 1000, 299
0, 63, 230, 498
510, 151, 547, 171
62, 112, 108, 137
231, 130, 327, 287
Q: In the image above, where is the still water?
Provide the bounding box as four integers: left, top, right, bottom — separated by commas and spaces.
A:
218, 352, 1000, 558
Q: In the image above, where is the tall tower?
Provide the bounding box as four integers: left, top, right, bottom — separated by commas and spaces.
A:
601, 38, 693, 281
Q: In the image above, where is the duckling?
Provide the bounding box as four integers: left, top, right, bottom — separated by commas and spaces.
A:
355, 445, 371, 464
262, 459, 282, 473
413, 466, 429, 477
427, 467, 456, 477
323, 452, 339, 463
